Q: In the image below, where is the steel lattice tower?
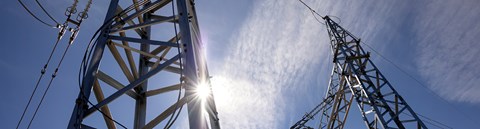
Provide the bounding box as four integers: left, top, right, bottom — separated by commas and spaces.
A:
67, 0, 220, 128
292, 16, 427, 129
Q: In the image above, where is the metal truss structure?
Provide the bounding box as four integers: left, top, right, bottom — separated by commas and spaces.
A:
67, 0, 220, 128
291, 16, 427, 129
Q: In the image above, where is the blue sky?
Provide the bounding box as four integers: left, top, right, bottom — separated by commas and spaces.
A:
1, 0, 480, 128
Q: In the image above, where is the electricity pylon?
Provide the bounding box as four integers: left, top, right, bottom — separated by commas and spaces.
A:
67, 0, 220, 129
291, 16, 427, 129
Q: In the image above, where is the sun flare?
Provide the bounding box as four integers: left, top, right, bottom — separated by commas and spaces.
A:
196, 82, 210, 101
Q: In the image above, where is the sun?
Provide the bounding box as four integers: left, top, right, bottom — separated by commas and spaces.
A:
196, 82, 210, 101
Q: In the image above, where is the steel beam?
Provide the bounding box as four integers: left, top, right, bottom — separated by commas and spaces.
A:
145, 84, 182, 97
109, 35, 178, 47
110, 15, 178, 33
133, 8, 151, 128
107, 42, 135, 82
97, 70, 139, 99
177, 0, 205, 128
92, 80, 117, 129
67, 0, 120, 128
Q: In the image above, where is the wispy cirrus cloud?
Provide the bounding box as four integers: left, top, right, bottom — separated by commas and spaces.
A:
413, 0, 480, 103
210, 0, 330, 128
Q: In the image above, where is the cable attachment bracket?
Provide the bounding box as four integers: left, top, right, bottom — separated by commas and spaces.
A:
68, 28, 79, 45
56, 24, 68, 41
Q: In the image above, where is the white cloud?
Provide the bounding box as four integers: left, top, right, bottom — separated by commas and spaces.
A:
209, 0, 330, 128
413, 0, 480, 103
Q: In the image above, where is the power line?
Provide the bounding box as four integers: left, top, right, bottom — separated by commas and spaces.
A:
417, 113, 453, 129
26, 40, 73, 129
298, 0, 324, 25
298, 0, 324, 18
17, 0, 56, 28
360, 41, 480, 127
20, 0, 97, 127
402, 112, 452, 129
15, 23, 66, 129
34, 0, 59, 24
16, 70, 45, 129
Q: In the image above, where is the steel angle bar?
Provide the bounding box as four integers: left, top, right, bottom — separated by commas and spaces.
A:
92, 80, 117, 129
159, 47, 181, 66
111, 0, 172, 29
84, 54, 180, 117
109, 35, 178, 47
151, 58, 182, 71
205, 100, 220, 120
79, 124, 96, 129
151, 46, 169, 56
119, 32, 139, 79
143, 96, 189, 129
110, 41, 161, 59
385, 107, 407, 124
149, 0, 173, 13
152, 40, 174, 69
110, 15, 179, 33
96, 70, 139, 99
149, 59, 181, 70
146, 61, 181, 74
115, 6, 146, 37
145, 83, 182, 97
150, 15, 178, 23
149, 34, 181, 56
151, 58, 162, 70
131, 0, 144, 24
176, 0, 215, 128
164, 66, 182, 74
107, 42, 135, 82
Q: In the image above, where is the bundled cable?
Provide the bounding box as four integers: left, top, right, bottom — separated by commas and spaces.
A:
164, 1, 185, 128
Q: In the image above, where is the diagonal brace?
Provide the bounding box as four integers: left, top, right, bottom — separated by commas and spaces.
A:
84, 54, 180, 117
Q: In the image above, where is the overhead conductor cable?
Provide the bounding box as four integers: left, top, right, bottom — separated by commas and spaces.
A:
17, 0, 56, 28
26, 0, 90, 127
15, 1, 76, 128
18, 0, 86, 128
